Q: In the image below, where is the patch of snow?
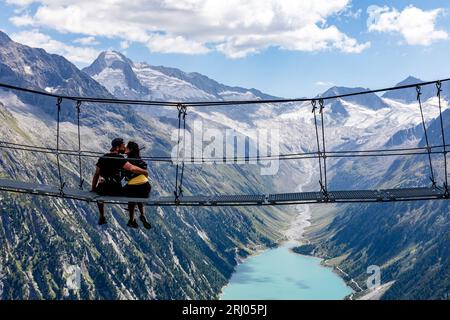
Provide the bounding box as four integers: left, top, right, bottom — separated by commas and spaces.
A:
104, 51, 124, 65
169, 241, 181, 268
44, 87, 57, 93
219, 90, 260, 101
132, 63, 215, 100
104, 231, 126, 263
23, 65, 33, 75
104, 111, 124, 121
156, 207, 165, 218
92, 68, 127, 95
196, 229, 210, 243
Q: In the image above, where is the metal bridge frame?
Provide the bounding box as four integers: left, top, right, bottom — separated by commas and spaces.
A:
0, 179, 447, 207
0, 78, 449, 206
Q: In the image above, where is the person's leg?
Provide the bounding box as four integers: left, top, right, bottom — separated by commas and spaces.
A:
138, 203, 145, 216
127, 202, 138, 228
138, 183, 152, 229
124, 184, 137, 228
138, 203, 152, 229
97, 201, 107, 225
139, 204, 151, 229
128, 202, 136, 221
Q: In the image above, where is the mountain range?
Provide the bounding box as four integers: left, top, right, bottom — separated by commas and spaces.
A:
0, 31, 290, 299
83, 50, 276, 102
0, 30, 448, 300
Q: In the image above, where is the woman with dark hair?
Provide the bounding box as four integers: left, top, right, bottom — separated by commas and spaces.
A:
123, 141, 152, 229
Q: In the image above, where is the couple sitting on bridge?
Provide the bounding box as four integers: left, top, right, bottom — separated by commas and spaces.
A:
91, 137, 152, 229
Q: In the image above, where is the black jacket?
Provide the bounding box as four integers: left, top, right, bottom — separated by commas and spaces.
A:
124, 158, 147, 181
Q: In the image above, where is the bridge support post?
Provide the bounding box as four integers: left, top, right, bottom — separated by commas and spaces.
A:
311, 99, 329, 201
76, 100, 84, 190
55, 97, 65, 196
174, 104, 187, 205
436, 81, 449, 198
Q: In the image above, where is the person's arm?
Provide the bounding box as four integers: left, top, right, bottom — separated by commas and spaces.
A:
123, 162, 148, 177
91, 166, 101, 192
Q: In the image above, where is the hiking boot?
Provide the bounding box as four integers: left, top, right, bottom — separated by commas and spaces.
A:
127, 219, 139, 229
140, 215, 152, 230
98, 216, 107, 225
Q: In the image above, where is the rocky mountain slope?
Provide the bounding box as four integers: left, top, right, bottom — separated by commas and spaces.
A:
0, 31, 291, 300
83, 51, 277, 102
85, 48, 450, 300
0, 29, 448, 300
295, 79, 450, 299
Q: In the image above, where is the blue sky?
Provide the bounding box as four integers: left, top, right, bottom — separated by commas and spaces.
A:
1, 0, 450, 98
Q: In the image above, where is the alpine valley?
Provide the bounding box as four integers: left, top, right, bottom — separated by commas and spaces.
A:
0, 30, 448, 300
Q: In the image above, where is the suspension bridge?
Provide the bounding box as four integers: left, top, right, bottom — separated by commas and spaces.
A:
0, 79, 449, 206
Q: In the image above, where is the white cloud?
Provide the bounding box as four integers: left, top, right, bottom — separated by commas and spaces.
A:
119, 40, 129, 50
315, 81, 335, 87
11, 30, 100, 64
8, 0, 370, 58
338, 5, 362, 20
146, 34, 210, 55
346, 8, 362, 19
5, 0, 35, 6
367, 5, 448, 46
73, 36, 100, 45
9, 13, 34, 26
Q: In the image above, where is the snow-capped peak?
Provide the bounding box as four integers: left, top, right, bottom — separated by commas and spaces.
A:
83, 51, 149, 99
84, 50, 132, 74
382, 76, 436, 103
83, 51, 279, 104
103, 51, 126, 65
320, 85, 390, 114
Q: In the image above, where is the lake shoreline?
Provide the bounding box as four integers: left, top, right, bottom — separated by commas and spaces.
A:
219, 203, 354, 300
286, 206, 366, 299
285, 204, 357, 299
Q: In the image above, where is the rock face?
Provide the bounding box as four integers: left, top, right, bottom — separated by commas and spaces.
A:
299, 108, 450, 299
0, 31, 116, 121
0, 32, 110, 97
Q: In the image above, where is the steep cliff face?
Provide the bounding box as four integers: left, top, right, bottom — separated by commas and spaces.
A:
0, 31, 290, 300
307, 200, 449, 299
299, 102, 450, 300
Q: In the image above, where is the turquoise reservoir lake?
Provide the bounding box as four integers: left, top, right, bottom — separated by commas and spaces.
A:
221, 243, 353, 300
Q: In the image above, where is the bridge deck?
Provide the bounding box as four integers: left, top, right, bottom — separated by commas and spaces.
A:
0, 179, 446, 206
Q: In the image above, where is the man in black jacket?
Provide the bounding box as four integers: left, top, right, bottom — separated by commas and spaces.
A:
91, 138, 148, 225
